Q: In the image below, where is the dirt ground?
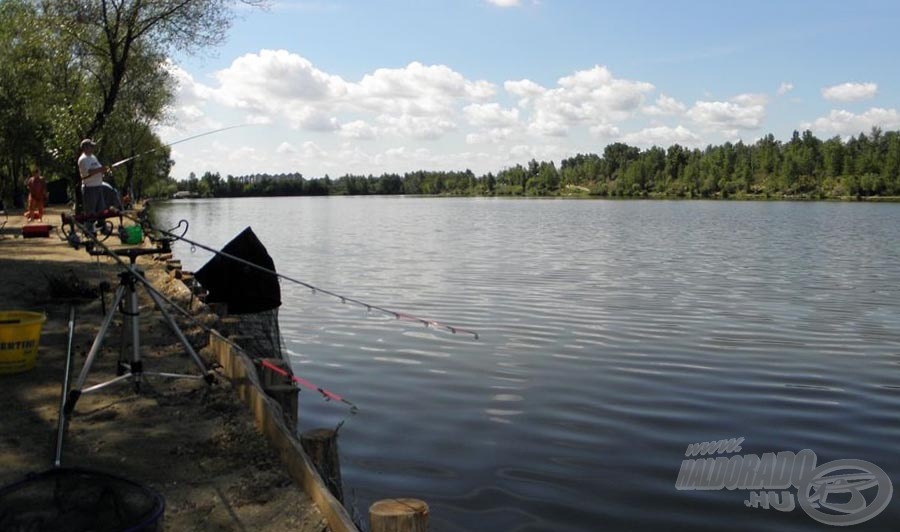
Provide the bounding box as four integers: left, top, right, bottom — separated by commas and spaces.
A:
0, 207, 327, 531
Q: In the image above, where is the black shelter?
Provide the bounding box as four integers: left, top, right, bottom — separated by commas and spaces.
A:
195, 227, 281, 314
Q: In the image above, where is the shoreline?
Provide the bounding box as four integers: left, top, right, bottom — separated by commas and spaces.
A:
159, 192, 900, 202
0, 207, 328, 530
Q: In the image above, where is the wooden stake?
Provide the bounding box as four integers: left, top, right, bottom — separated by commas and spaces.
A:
301, 428, 344, 503
258, 358, 298, 428
369, 499, 429, 532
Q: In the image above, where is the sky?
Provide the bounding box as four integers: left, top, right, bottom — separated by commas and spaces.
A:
161, 0, 900, 180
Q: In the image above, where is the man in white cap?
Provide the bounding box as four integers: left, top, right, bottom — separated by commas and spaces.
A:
78, 138, 120, 216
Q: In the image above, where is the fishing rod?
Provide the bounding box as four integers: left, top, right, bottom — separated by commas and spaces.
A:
134, 213, 481, 340
109, 125, 248, 169
260, 359, 358, 413
67, 217, 357, 413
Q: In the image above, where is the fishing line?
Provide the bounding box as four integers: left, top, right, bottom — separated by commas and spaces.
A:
133, 213, 481, 340
109, 125, 250, 169
68, 218, 356, 413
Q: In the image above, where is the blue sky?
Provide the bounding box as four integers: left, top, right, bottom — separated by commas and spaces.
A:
162, 0, 900, 179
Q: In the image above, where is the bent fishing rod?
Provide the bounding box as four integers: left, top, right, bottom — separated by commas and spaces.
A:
109, 125, 249, 169
134, 214, 480, 340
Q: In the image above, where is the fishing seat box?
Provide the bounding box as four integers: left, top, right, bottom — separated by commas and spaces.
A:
22, 224, 52, 238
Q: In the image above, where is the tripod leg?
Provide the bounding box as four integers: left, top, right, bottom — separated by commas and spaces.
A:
64, 284, 127, 415
118, 295, 128, 376
144, 286, 215, 384
127, 277, 142, 391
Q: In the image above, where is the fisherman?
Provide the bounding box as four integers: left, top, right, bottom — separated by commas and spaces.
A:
24, 166, 47, 221
78, 138, 122, 216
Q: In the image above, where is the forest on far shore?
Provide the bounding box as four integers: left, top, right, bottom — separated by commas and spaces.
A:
180, 128, 900, 200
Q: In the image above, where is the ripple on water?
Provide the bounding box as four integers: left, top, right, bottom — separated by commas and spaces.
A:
156, 198, 900, 532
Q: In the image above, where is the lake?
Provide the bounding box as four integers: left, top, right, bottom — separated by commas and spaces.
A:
155, 197, 900, 532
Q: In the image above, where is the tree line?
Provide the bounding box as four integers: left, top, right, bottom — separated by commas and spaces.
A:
180, 128, 900, 200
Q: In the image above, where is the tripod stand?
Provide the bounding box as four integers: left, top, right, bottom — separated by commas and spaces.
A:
64, 248, 215, 415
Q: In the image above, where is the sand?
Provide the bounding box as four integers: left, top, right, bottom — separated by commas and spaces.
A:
0, 207, 328, 531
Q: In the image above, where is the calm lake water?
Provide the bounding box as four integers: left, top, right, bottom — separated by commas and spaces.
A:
155, 197, 900, 532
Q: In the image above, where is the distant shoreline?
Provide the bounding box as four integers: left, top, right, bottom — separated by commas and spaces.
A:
163, 193, 900, 203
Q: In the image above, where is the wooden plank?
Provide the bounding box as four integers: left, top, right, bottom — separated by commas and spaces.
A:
209, 332, 359, 532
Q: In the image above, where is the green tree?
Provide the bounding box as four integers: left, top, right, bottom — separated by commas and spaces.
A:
0, 1, 52, 204
39, 0, 259, 208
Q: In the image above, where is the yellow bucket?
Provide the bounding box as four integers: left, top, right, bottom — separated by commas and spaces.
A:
0, 311, 47, 375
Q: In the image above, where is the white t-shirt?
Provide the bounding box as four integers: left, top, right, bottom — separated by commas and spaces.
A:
78, 153, 103, 187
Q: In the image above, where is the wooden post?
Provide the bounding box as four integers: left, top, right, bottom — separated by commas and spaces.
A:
301, 428, 344, 503
220, 316, 240, 335
208, 331, 359, 532
369, 499, 429, 532
257, 358, 299, 428
207, 302, 227, 316
167, 260, 183, 279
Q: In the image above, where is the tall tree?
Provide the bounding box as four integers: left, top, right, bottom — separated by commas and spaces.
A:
0, 1, 50, 203
39, 0, 260, 208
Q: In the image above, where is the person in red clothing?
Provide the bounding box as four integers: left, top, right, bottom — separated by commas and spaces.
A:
25, 167, 47, 221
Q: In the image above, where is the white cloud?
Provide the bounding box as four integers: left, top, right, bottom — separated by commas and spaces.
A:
466, 128, 514, 144
339, 120, 378, 140
287, 107, 340, 131
687, 93, 768, 131
300, 141, 327, 159
643, 94, 687, 116
506, 143, 571, 164
527, 119, 568, 137
376, 114, 456, 140
623, 125, 701, 147
486, 0, 520, 6
521, 65, 654, 137
168, 51, 900, 178
821, 82, 877, 102
589, 124, 620, 137
214, 49, 347, 109
276, 141, 297, 154
191, 51, 495, 141
178, 105, 205, 121
730, 93, 769, 106
205, 50, 349, 131
165, 62, 213, 107
350, 61, 495, 116
504, 79, 546, 106
776, 82, 794, 96
162, 62, 220, 133
801, 107, 900, 136
463, 103, 520, 128
246, 114, 273, 125
464, 103, 520, 144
